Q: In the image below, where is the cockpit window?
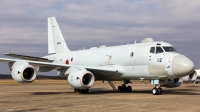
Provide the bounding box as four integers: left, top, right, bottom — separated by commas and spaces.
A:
150, 47, 155, 53
156, 47, 164, 53
163, 46, 177, 52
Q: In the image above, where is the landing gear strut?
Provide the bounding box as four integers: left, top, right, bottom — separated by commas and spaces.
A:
118, 80, 132, 92
74, 88, 89, 94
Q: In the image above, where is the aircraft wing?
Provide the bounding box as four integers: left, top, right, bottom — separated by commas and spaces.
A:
0, 57, 117, 78
4, 53, 53, 62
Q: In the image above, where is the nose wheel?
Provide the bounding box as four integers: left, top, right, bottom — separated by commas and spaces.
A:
152, 87, 163, 95
151, 80, 166, 95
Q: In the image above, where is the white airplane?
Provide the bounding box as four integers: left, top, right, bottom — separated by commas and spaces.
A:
0, 17, 195, 95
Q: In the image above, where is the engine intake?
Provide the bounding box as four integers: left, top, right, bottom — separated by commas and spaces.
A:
67, 68, 95, 89
23, 67, 35, 80
183, 71, 197, 83
11, 62, 37, 83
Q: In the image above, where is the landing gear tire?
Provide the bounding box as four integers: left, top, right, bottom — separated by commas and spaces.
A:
84, 89, 89, 93
76, 89, 80, 92
79, 89, 85, 94
158, 88, 163, 95
152, 88, 159, 95
118, 86, 132, 92
118, 86, 123, 92
152, 87, 163, 95
127, 86, 132, 92
75, 89, 89, 94
122, 86, 127, 92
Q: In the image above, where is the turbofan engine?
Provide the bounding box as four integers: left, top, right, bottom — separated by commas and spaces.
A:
11, 62, 37, 83
182, 71, 198, 83
67, 68, 95, 89
163, 78, 182, 88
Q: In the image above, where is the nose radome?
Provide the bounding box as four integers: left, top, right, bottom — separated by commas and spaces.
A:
172, 55, 194, 77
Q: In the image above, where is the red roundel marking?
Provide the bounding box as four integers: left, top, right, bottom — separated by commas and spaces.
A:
66, 60, 69, 64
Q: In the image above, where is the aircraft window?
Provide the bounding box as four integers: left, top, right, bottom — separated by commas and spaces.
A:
130, 52, 134, 57
150, 47, 155, 53
163, 46, 177, 52
156, 47, 164, 53
71, 57, 73, 61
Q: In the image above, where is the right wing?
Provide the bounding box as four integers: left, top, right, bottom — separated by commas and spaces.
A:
0, 57, 118, 79
4, 53, 53, 62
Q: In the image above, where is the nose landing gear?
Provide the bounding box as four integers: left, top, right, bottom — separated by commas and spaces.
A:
152, 84, 163, 95
151, 79, 167, 95
152, 87, 163, 95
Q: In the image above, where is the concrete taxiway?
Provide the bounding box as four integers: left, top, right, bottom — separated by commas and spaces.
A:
0, 80, 200, 112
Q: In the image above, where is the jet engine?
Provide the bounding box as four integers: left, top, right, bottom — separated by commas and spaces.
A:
11, 62, 37, 83
182, 71, 198, 83
163, 78, 182, 88
67, 69, 95, 89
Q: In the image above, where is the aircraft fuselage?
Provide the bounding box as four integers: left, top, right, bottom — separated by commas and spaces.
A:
45, 41, 193, 80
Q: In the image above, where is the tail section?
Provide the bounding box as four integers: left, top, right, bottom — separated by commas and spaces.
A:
48, 17, 70, 54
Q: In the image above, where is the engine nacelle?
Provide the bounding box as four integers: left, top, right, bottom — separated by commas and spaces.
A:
163, 78, 182, 88
67, 69, 95, 89
182, 71, 198, 83
11, 62, 37, 83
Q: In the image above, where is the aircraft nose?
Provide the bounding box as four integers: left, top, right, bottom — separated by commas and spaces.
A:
171, 55, 194, 77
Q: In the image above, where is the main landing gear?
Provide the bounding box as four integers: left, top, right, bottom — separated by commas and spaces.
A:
74, 88, 89, 94
118, 85, 132, 92
117, 80, 132, 92
108, 80, 132, 92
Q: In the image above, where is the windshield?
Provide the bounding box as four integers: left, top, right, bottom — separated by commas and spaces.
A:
156, 47, 164, 53
163, 46, 177, 52
150, 47, 155, 53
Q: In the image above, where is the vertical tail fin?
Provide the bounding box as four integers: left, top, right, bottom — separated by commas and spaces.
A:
48, 17, 70, 54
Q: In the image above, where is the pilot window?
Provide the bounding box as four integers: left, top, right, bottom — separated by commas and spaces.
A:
150, 47, 155, 53
163, 46, 177, 52
156, 47, 164, 53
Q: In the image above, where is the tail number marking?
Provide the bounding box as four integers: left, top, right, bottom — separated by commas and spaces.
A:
57, 42, 61, 45
157, 58, 162, 62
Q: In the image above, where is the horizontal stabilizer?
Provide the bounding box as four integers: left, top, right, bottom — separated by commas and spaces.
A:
4, 53, 54, 62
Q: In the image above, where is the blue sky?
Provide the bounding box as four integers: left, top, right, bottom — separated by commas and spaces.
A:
0, 0, 200, 75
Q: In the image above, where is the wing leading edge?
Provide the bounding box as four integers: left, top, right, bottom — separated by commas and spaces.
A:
4, 53, 53, 62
